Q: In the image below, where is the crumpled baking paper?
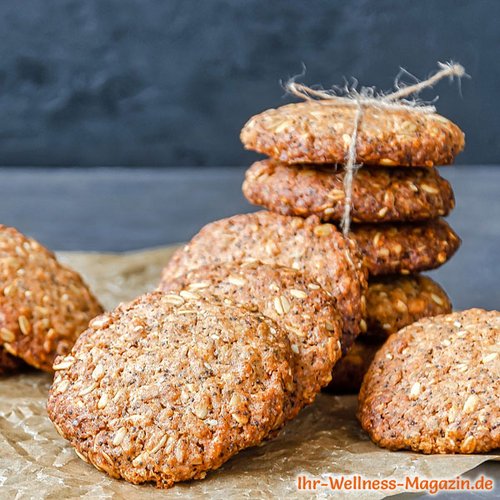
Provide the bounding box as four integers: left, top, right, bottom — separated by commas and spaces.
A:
0, 246, 497, 499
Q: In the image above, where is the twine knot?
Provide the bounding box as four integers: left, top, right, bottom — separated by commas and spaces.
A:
285, 62, 466, 237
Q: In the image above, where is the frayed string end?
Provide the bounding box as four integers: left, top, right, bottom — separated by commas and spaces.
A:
284, 61, 466, 237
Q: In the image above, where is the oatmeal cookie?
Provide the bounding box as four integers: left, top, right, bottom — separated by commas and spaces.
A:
161, 211, 368, 339
160, 261, 343, 413
241, 101, 464, 166
243, 160, 455, 222
0, 225, 103, 372
48, 292, 295, 488
349, 219, 461, 276
358, 309, 500, 454
366, 275, 452, 336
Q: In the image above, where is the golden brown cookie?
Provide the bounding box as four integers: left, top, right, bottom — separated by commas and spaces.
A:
48, 292, 295, 488
161, 211, 368, 339
349, 219, 461, 276
327, 340, 381, 394
241, 101, 464, 167
0, 225, 103, 372
358, 309, 500, 454
243, 160, 455, 222
159, 261, 343, 414
366, 275, 452, 336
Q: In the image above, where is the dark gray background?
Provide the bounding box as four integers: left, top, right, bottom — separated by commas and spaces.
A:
0, 0, 498, 167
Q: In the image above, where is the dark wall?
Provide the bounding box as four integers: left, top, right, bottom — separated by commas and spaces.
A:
0, 0, 498, 167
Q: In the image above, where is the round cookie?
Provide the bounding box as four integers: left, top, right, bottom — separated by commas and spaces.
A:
0, 346, 25, 375
241, 101, 465, 167
366, 275, 452, 336
0, 225, 103, 372
349, 219, 461, 276
358, 309, 500, 454
326, 340, 381, 394
243, 160, 455, 223
161, 211, 368, 339
159, 261, 343, 414
48, 292, 295, 488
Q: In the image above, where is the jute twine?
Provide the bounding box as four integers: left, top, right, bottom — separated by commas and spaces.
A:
286, 62, 466, 237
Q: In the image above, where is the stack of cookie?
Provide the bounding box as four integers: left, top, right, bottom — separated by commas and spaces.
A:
240, 100, 465, 391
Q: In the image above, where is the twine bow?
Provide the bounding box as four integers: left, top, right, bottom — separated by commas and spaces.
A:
286, 62, 466, 237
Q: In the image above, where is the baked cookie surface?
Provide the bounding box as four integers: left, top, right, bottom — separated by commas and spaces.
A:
358, 309, 500, 454
241, 101, 464, 167
366, 275, 452, 336
160, 261, 343, 413
161, 211, 368, 339
349, 219, 461, 276
0, 225, 103, 372
243, 160, 455, 223
48, 292, 295, 488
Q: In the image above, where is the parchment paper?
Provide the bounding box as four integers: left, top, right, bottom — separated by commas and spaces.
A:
0, 246, 497, 499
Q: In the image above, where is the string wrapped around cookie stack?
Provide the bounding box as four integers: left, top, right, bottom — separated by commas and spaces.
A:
240, 62, 466, 393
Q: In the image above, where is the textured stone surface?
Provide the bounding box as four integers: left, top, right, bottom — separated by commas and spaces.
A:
0, 0, 497, 166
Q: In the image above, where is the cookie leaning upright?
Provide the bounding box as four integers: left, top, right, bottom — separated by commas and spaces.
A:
48, 292, 295, 488
358, 309, 500, 454
0, 225, 103, 372
241, 101, 464, 167
161, 211, 368, 341
159, 261, 343, 415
